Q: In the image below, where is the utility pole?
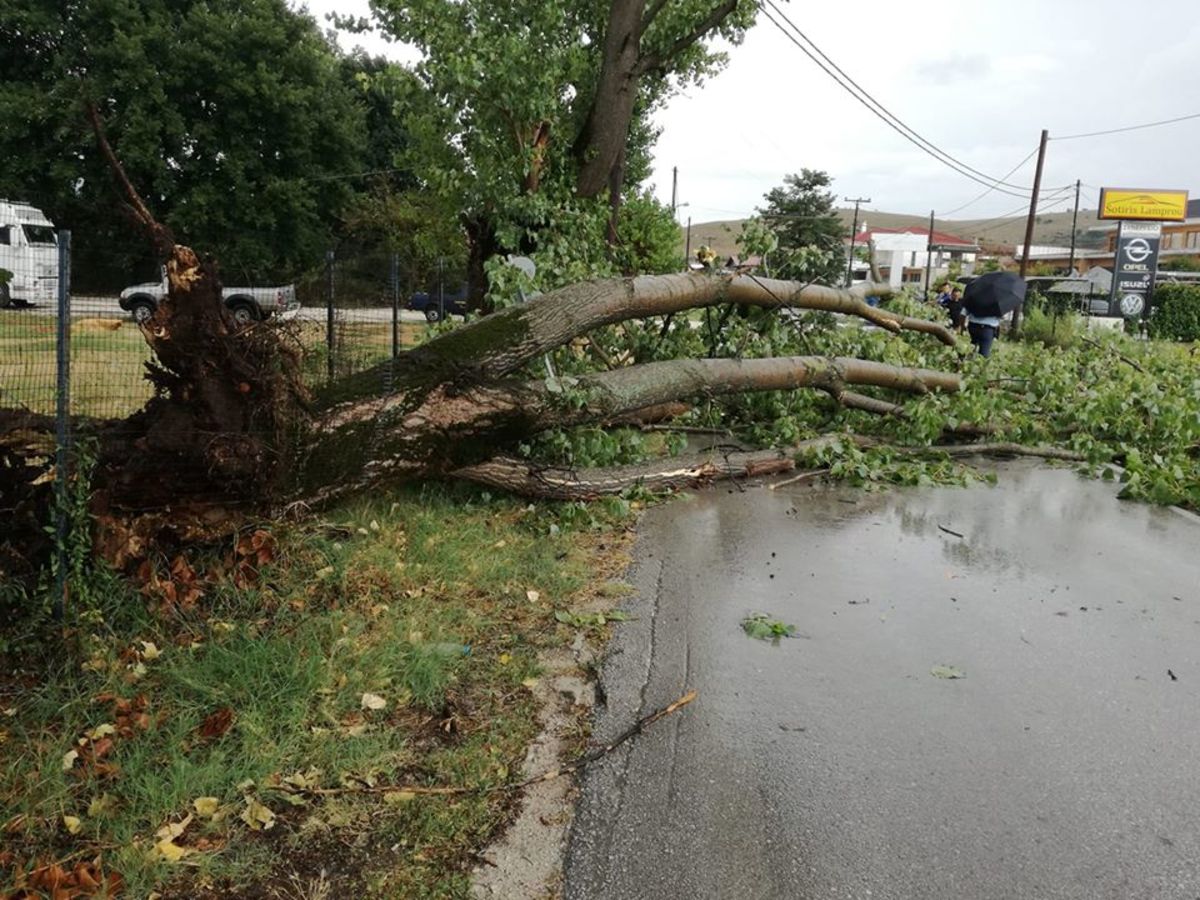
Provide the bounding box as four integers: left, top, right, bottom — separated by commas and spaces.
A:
844, 195, 871, 286
924, 209, 935, 294
1014, 128, 1050, 335
684, 215, 692, 268
671, 166, 678, 216
1067, 178, 1081, 274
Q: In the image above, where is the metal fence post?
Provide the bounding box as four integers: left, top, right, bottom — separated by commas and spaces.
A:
437, 257, 445, 322
325, 249, 335, 382
390, 252, 400, 363
53, 230, 71, 621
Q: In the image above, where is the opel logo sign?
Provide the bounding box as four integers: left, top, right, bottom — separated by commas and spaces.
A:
1124, 238, 1152, 263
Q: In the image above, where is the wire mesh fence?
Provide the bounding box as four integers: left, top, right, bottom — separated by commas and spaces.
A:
0, 231, 468, 605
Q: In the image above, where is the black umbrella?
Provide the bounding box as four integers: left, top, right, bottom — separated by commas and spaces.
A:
961, 271, 1027, 319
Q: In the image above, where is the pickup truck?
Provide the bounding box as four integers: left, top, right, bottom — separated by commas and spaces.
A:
407, 284, 468, 322
119, 269, 300, 325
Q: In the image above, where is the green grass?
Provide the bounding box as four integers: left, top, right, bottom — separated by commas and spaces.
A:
0, 484, 632, 898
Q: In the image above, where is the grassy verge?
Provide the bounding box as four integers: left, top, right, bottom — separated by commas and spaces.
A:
0, 316, 428, 418
0, 485, 634, 898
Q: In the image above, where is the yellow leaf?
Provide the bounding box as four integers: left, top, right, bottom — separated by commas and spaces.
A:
130, 662, 148, 680
88, 794, 116, 818
193, 797, 220, 818
315, 566, 334, 579
382, 790, 416, 805
369, 519, 380, 531
498, 653, 511, 666
360, 692, 387, 711
86, 723, 116, 741
526, 590, 541, 603
62, 815, 82, 834
2, 707, 15, 717
236, 778, 256, 793
241, 797, 275, 831
155, 814, 193, 841
154, 838, 191, 862
521, 677, 539, 689
140, 641, 162, 661
212, 621, 235, 635
62, 749, 79, 771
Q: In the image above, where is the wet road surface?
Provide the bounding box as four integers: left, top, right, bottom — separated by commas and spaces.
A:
565, 461, 1200, 900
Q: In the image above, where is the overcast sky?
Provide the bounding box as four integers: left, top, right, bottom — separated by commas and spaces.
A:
302, 0, 1200, 223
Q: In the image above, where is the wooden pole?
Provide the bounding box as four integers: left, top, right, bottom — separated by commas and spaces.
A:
1014, 129, 1050, 335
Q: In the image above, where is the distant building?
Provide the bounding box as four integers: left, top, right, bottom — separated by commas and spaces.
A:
848, 226, 978, 288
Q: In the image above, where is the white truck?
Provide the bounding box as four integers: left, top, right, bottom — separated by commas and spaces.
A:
0, 200, 59, 308
119, 268, 300, 325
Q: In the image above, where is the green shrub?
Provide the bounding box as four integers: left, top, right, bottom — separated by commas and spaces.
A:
1149, 283, 1200, 341
1020, 304, 1082, 348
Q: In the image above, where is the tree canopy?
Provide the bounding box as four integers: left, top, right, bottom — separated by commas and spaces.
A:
756, 170, 847, 285
0, 0, 372, 288
366, 0, 757, 293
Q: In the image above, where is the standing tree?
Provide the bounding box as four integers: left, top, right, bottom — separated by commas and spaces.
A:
364, 0, 755, 297
0, 0, 370, 288
758, 170, 848, 285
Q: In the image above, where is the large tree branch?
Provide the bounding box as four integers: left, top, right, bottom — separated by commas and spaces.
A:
399, 273, 954, 390
526, 356, 960, 430
456, 437, 1086, 501
636, 0, 740, 75
85, 101, 174, 256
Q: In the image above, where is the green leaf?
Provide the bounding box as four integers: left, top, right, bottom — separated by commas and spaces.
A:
930, 665, 966, 680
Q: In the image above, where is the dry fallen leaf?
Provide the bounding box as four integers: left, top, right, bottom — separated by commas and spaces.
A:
360, 693, 387, 711
498, 653, 511, 666
139, 641, 161, 661
62, 749, 79, 772
526, 589, 541, 603
240, 797, 275, 831
62, 815, 82, 835
155, 814, 193, 841
86, 723, 117, 741
154, 838, 191, 863
521, 677, 539, 690
198, 706, 235, 740
382, 790, 416, 805
193, 797, 220, 818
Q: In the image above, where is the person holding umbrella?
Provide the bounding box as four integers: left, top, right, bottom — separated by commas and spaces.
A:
960, 272, 1027, 357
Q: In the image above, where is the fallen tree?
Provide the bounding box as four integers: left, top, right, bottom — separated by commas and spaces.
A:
0, 121, 974, 575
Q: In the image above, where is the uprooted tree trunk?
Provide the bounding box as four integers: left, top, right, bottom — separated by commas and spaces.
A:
0, 112, 970, 573
1, 261, 963, 571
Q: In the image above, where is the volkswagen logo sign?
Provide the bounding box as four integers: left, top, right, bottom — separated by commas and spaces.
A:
1119, 293, 1145, 317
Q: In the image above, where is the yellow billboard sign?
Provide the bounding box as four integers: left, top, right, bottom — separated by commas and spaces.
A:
1098, 188, 1189, 222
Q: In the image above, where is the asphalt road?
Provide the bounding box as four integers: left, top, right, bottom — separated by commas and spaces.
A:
8, 296, 431, 324
566, 461, 1200, 900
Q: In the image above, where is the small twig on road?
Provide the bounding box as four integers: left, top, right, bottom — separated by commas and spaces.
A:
770, 469, 827, 490
292, 690, 699, 799
937, 524, 965, 539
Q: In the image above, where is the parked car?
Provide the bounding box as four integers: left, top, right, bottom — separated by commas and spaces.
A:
408, 284, 468, 322
119, 268, 300, 325
0, 199, 58, 308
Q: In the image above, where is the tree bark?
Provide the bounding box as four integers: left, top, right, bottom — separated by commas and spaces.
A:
575, 0, 744, 208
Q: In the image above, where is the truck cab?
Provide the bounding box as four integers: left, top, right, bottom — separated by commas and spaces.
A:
0, 200, 58, 308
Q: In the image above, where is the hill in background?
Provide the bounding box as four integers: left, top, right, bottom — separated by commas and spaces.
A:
685, 206, 1102, 261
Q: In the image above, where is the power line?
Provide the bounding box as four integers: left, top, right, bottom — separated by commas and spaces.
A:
1052, 112, 1200, 141
971, 192, 1074, 237
758, 1, 1068, 199
940, 148, 1039, 216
